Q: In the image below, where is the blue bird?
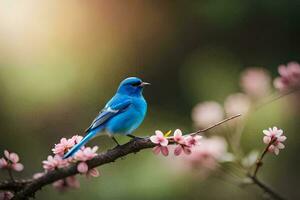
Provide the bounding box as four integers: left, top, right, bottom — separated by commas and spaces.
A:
63, 77, 150, 159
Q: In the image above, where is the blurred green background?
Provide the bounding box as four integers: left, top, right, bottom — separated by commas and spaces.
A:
0, 1, 299, 199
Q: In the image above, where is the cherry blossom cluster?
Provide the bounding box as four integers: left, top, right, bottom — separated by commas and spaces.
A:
0, 151, 24, 200
192, 94, 251, 128
263, 127, 287, 155
182, 136, 233, 174
192, 61, 300, 129
39, 135, 100, 191
241, 62, 300, 96
161, 134, 234, 179
150, 129, 202, 156
241, 127, 287, 171
0, 150, 24, 172
192, 67, 274, 128
274, 62, 300, 92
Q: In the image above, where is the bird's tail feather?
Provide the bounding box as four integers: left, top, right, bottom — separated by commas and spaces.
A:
63, 127, 102, 159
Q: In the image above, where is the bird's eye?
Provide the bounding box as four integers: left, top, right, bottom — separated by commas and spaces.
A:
131, 82, 141, 87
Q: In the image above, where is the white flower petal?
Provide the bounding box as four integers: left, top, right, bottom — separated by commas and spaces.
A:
277, 143, 285, 149
263, 130, 271, 136
92, 146, 99, 152
263, 136, 271, 144
268, 128, 273, 132
4, 150, 10, 159
155, 130, 164, 137
278, 136, 287, 142
150, 136, 159, 144
276, 129, 283, 136
174, 129, 182, 137
160, 138, 169, 147
12, 163, 24, 171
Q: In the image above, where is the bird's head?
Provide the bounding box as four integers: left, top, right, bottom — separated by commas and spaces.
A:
117, 77, 150, 96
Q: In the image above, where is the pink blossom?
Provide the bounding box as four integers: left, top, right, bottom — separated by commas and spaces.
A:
173, 129, 185, 144
263, 127, 286, 155
4, 150, 19, 163
11, 163, 24, 172
87, 168, 100, 178
172, 129, 193, 156
52, 135, 84, 156
52, 180, 65, 191
150, 130, 168, 146
52, 138, 75, 156
174, 145, 191, 156
42, 155, 68, 171
0, 150, 24, 172
185, 135, 202, 147
52, 176, 80, 191
38, 135, 100, 190
224, 93, 251, 116
152, 146, 169, 156
77, 162, 100, 177
74, 146, 98, 162
240, 68, 271, 99
150, 130, 170, 156
183, 137, 229, 170
274, 62, 300, 91
77, 162, 88, 173
0, 191, 14, 200
192, 101, 224, 128
71, 135, 83, 144
65, 176, 80, 188
0, 158, 8, 169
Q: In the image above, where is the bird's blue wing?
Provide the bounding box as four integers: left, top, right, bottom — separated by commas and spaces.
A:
85, 98, 132, 133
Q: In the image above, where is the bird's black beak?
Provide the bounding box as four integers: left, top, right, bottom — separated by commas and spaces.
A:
139, 82, 151, 87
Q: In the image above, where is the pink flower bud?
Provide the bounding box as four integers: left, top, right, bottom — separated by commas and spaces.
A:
87, 168, 100, 178
77, 162, 88, 173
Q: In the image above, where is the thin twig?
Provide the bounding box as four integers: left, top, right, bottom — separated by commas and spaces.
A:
190, 114, 242, 136
255, 88, 300, 111
252, 138, 276, 177
8, 169, 14, 182
247, 138, 286, 200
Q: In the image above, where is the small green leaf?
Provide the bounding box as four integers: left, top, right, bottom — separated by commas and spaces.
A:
164, 130, 172, 137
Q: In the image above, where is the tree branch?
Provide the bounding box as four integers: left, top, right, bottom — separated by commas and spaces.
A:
248, 175, 285, 200
247, 138, 286, 200
0, 115, 240, 200
0, 180, 31, 192
12, 138, 155, 200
